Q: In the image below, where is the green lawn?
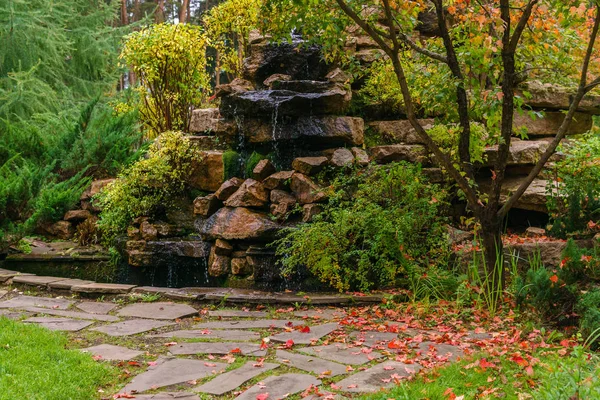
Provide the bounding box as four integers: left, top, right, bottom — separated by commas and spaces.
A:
363, 347, 600, 400
0, 317, 119, 400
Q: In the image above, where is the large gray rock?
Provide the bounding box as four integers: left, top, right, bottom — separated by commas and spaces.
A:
484, 138, 555, 166
200, 207, 281, 241
327, 148, 354, 167
513, 111, 593, 136
189, 108, 237, 141
369, 144, 429, 164
517, 81, 600, 114
224, 179, 269, 208
497, 177, 552, 213
367, 119, 434, 144
243, 116, 364, 146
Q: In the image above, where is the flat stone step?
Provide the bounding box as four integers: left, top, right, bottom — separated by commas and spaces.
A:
194, 319, 303, 330
119, 357, 226, 395
149, 329, 261, 341
0, 269, 32, 283
23, 317, 93, 332
335, 360, 421, 393
416, 341, 463, 361
117, 302, 198, 320
76, 302, 117, 315
81, 344, 143, 361
300, 344, 384, 365
92, 319, 174, 336
208, 310, 269, 318
0, 309, 32, 320
71, 283, 136, 294
21, 306, 119, 322
12, 275, 65, 286
169, 342, 266, 357
269, 322, 340, 345
234, 373, 321, 400
49, 279, 94, 290
291, 309, 347, 320
130, 393, 200, 400
276, 349, 347, 376
350, 331, 401, 347
194, 361, 279, 395
0, 295, 74, 310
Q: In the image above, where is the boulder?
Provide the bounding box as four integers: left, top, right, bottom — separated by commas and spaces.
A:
270, 202, 293, 220
484, 138, 555, 166
189, 108, 237, 141
525, 227, 546, 237
517, 81, 600, 114
46, 221, 74, 240
495, 177, 556, 213
243, 116, 364, 146
326, 68, 352, 84
63, 210, 92, 222
290, 173, 327, 204
208, 248, 231, 278
243, 40, 330, 87
327, 148, 354, 167
302, 203, 324, 223
253, 159, 276, 181
215, 78, 254, 98
214, 239, 233, 256
188, 151, 225, 192
369, 144, 429, 164
220, 84, 351, 118
270, 190, 296, 205
200, 207, 281, 241
154, 221, 185, 238
354, 48, 386, 64
351, 147, 370, 166
367, 119, 434, 144
263, 170, 294, 190
231, 257, 252, 275
193, 194, 221, 217
215, 177, 245, 201
125, 238, 210, 268
187, 135, 232, 151
140, 221, 158, 241
513, 111, 593, 136
292, 157, 328, 175
224, 179, 269, 208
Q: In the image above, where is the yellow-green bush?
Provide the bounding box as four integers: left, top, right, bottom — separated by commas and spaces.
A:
96, 132, 201, 243
120, 23, 210, 137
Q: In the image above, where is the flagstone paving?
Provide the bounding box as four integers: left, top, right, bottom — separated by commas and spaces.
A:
76, 301, 117, 314
0, 289, 491, 398
234, 373, 322, 400
23, 317, 93, 331
150, 329, 261, 341
194, 361, 280, 395
92, 319, 175, 336
118, 302, 198, 320
82, 344, 143, 361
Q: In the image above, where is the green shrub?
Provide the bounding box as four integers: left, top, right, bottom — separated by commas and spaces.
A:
120, 23, 210, 137
275, 162, 450, 292
548, 133, 600, 237
576, 289, 600, 347
96, 132, 201, 243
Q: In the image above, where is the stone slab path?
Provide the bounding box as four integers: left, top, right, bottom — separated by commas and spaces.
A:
0, 291, 484, 398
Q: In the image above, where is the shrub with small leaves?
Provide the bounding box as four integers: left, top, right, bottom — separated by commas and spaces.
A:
96, 132, 201, 243
275, 162, 450, 292
120, 23, 210, 137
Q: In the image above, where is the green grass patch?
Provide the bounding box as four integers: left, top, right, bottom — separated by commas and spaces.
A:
0, 318, 119, 400
362, 347, 600, 399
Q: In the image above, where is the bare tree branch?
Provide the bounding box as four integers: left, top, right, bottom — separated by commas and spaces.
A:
498, 4, 600, 218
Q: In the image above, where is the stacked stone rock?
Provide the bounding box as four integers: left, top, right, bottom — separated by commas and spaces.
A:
43, 179, 114, 240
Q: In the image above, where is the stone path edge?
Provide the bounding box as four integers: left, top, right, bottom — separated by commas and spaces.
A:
0, 268, 383, 305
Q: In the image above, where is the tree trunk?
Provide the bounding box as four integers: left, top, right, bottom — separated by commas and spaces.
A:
155, 0, 165, 23
179, 0, 190, 23
120, 0, 129, 25
479, 217, 505, 302
133, 0, 141, 22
